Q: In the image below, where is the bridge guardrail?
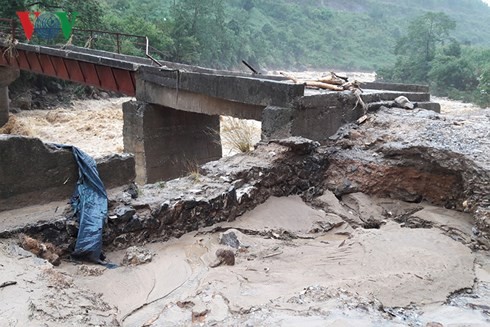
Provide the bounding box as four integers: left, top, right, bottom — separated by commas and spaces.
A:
0, 17, 164, 67
0, 18, 16, 40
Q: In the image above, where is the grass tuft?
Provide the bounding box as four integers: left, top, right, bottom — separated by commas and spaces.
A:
219, 116, 260, 154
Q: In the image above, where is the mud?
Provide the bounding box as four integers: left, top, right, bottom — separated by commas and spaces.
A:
2, 195, 488, 326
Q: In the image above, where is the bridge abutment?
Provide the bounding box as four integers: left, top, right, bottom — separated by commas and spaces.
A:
0, 67, 20, 126
123, 101, 222, 184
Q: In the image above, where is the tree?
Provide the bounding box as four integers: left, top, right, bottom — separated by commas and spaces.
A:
395, 12, 456, 62
380, 12, 457, 84
170, 0, 236, 67
476, 65, 490, 107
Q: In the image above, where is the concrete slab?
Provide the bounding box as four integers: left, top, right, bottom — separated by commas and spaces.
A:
137, 66, 305, 108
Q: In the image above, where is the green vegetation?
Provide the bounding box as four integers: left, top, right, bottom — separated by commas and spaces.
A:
2, 0, 490, 105
378, 12, 490, 107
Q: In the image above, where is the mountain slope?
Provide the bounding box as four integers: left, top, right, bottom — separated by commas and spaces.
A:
100, 0, 490, 70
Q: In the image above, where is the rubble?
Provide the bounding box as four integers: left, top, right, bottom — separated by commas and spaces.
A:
219, 230, 240, 249
122, 246, 153, 266
326, 107, 490, 248
19, 234, 61, 266
209, 249, 235, 268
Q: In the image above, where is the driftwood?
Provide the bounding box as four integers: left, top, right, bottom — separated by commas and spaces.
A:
306, 81, 343, 91
317, 72, 346, 85
0, 281, 17, 289
342, 80, 363, 91
332, 72, 349, 82
352, 87, 367, 113
280, 71, 367, 112
280, 71, 358, 91
280, 72, 299, 83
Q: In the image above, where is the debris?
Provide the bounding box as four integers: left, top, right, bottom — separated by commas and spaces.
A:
242, 60, 260, 74
219, 230, 240, 249
426, 323, 444, 327
394, 96, 415, 110
176, 301, 195, 309
306, 81, 344, 91
280, 71, 299, 83
124, 182, 139, 199
112, 205, 136, 222
357, 115, 368, 125
52, 145, 108, 263
19, 234, 62, 266
210, 249, 235, 268
192, 309, 210, 323
122, 246, 153, 266
0, 281, 17, 288
317, 73, 346, 85
77, 264, 106, 276
262, 251, 283, 259
352, 87, 367, 112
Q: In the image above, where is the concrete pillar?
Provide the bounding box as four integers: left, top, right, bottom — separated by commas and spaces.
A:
261, 106, 293, 141
123, 101, 222, 184
0, 67, 20, 126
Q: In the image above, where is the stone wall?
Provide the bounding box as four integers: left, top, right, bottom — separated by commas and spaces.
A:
0, 135, 135, 211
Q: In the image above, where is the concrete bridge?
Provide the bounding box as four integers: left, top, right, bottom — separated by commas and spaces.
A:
0, 41, 439, 184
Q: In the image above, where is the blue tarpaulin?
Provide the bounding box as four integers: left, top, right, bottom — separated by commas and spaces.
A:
53, 144, 108, 262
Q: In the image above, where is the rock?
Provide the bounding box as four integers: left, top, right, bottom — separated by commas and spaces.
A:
192, 309, 210, 323
210, 249, 235, 268
426, 323, 444, 327
100, 92, 110, 99
270, 137, 320, 154
122, 246, 153, 266
219, 230, 240, 249
112, 206, 136, 223
394, 96, 414, 110
13, 93, 32, 110
19, 234, 61, 266
124, 182, 139, 199
311, 190, 363, 227
46, 82, 62, 93
342, 193, 385, 228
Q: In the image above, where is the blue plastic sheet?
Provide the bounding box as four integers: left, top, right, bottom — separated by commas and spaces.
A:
53, 144, 108, 262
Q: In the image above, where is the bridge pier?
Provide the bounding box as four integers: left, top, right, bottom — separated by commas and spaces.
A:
123, 101, 222, 184
0, 67, 20, 126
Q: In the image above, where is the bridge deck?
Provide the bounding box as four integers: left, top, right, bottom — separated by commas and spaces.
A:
0, 42, 305, 106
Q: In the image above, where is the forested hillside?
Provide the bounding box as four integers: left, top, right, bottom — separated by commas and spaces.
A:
99, 0, 490, 70
2, 0, 490, 71
0, 0, 490, 70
